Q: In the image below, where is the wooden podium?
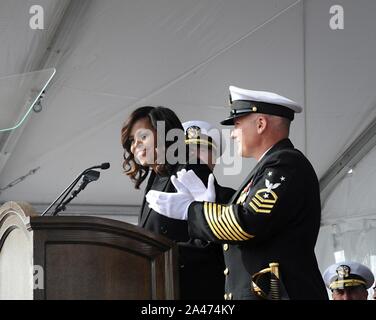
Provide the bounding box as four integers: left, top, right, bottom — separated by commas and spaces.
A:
0, 201, 178, 300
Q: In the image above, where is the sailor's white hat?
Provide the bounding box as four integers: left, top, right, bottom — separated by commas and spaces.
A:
323, 261, 374, 290
221, 85, 302, 125
182, 120, 223, 155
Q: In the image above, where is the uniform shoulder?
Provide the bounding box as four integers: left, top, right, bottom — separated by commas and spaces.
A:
261, 146, 316, 180
272, 146, 309, 166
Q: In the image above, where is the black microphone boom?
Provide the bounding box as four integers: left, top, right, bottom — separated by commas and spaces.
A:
52, 170, 100, 216
41, 162, 110, 216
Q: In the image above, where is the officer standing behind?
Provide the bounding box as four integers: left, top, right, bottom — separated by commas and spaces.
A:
146, 86, 328, 300
323, 261, 374, 300
179, 120, 235, 300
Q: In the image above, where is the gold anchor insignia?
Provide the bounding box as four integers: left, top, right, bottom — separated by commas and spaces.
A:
186, 125, 201, 139
336, 265, 350, 279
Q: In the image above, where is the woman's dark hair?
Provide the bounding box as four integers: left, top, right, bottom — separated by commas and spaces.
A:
121, 106, 184, 189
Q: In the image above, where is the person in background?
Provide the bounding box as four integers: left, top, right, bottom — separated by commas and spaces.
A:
183, 120, 221, 171
323, 261, 374, 300
178, 120, 235, 299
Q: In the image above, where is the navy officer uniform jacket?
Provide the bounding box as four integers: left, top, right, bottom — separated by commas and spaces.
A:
139, 163, 234, 300
187, 138, 328, 300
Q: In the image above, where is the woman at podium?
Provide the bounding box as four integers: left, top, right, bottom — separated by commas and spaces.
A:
120, 106, 233, 300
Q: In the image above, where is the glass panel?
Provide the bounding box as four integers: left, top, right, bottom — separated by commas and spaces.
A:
0, 68, 56, 132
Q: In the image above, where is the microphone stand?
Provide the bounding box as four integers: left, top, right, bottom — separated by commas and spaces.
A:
41, 173, 83, 216
41, 163, 110, 216
52, 170, 100, 216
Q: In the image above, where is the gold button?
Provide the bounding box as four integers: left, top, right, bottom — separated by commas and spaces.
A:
224, 268, 229, 276
223, 244, 229, 251
224, 293, 228, 300
252, 106, 257, 112
228, 293, 233, 300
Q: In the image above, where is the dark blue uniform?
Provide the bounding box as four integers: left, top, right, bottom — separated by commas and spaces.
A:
139, 163, 234, 299
187, 139, 328, 300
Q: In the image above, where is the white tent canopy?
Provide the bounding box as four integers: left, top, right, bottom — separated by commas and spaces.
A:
1, 0, 376, 291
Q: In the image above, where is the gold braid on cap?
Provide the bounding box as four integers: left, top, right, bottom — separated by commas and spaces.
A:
329, 265, 367, 289
330, 279, 367, 290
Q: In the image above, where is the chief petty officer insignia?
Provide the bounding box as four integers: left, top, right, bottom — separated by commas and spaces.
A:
241, 170, 287, 214
249, 175, 280, 214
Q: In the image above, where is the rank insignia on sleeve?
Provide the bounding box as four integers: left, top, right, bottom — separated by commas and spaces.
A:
248, 176, 283, 214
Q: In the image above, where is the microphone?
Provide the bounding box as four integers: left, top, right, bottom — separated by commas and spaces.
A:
85, 162, 110, 171
41, 163, 110, 216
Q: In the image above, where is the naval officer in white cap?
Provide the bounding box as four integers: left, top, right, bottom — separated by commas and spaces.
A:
181, 119, 235, 207
183, 120, 223, 170
323, 261, 374, 300
178, 120, 235, 300
146, 85, 328, 300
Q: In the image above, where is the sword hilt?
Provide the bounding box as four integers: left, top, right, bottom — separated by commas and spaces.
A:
251, 262, 281, 300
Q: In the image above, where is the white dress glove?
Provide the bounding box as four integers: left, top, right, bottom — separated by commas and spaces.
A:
146, 175, 193, 220
176, 169, 216, 202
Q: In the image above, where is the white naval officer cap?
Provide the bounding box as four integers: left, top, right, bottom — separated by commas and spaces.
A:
221, 85, 302, 125
182, 120, 223, 156
323, 261, 375, 290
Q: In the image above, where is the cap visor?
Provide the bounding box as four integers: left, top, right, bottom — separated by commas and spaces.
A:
220, 116, 235, 126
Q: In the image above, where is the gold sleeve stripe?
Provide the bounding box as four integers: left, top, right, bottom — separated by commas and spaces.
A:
228, 205, 254, 239
220, 205, 245, 241
216, 205, 242, 241
212, 204, 235, 240
249, 201, 272, 214
222, 206, 248, 241
204, 202, 223, 240
208, 202, 230, 240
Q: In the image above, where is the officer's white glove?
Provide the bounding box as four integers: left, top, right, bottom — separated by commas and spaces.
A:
176, 169, 216, 202
146, 175, 193, 220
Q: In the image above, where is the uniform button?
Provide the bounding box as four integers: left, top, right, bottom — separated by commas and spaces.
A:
228, 293, 233, 300
223, 244, 229, 251
180, 264, 185, 269
160, 226, 167, 234
224, 268, 229, 276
